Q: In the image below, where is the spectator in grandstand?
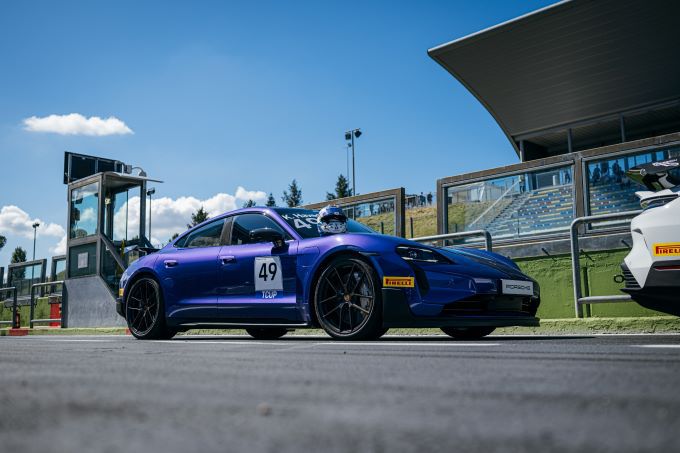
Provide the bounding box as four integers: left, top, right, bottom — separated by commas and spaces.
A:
564, 170, 571, 184
599, 161, 610, 182
613, 161, 623, 183
592, 166, 602, 184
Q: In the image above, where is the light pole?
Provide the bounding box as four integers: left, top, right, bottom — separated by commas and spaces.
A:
344, 129, 362, 196
147, 188, 155, 247
32, 222, 40, 281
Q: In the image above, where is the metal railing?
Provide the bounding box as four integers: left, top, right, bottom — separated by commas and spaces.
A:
570, 210, 641, 317
29, 281, 66, 328
0, 287, 18, 328
412, 229, 493, 252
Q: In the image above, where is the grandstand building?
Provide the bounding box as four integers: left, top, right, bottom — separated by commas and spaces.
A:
429, 0, 680, 258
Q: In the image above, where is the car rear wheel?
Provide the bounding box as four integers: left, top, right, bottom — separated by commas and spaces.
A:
125, 277, 173, 340
314, 256, 384, 340
245, 327, 288, 340
440, 326, 495, 340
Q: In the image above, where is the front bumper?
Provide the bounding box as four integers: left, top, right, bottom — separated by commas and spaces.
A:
382, 288, 540, 328
621, 262, 680, 316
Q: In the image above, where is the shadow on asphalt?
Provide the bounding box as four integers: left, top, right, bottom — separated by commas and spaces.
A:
175, 335, 595, 342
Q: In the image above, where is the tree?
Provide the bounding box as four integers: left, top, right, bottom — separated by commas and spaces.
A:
282, 179, 303, 207
11, 246, 27, 279
187, 206, 209, 228
243, 199, 256, 208
326, 174, 352, 201
170, 232, 179, 242
0, 234, 6, 252
265, 193, 277, 207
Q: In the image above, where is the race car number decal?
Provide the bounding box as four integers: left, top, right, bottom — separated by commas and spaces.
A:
653, 243, 680, 257
383, 276, 415, 288
254, 256, 283, 291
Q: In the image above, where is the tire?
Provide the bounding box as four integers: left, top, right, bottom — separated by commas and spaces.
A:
313, 256, 383, 340
125, 277, 172, 340
440, 326, 495, 340
245, 327, 288, 340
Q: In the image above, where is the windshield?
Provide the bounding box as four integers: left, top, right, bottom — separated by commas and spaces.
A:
275, 208, 376, 239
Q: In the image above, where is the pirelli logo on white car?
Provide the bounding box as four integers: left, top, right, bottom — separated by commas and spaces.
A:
653, 243, 680, 257
501, 279, 533, 296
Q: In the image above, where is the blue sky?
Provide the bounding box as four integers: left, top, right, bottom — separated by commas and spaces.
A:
0, 0, 554, 266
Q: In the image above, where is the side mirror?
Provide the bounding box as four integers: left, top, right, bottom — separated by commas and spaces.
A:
250, 228, 285, 248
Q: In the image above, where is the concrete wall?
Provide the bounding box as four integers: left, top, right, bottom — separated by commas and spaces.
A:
65, 276, 125, 328
516, 249, 659, 319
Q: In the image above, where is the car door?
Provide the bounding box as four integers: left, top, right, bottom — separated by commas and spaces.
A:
217, 213, 300, 322
156, 217, 227, 320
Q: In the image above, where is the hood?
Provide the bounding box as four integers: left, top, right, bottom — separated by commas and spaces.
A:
438, 246, 530, 280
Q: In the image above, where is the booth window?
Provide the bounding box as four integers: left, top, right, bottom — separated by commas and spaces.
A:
445, 165, 574, 241
70, 182, 99, 239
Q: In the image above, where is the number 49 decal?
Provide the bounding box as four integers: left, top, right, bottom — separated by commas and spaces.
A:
254, 256, 283, 292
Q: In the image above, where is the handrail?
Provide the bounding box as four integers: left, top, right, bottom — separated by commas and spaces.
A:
412, 230, 493, 252
468, 179, 521, 228
29, 281, 66, 328
570, 210, 641, 317
100, 235, 127, 271
0, 287, 18, 328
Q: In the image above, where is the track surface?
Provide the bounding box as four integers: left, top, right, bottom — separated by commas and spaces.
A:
1, 334, 679, 453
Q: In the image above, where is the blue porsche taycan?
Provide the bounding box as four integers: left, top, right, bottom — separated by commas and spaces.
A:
117, 207, 540, 340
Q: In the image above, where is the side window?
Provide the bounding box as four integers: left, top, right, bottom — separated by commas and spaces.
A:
178, 219, 225, 249
231, 214, 289, 245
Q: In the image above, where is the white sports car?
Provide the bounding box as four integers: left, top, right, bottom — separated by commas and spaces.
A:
621, 158, 680, 315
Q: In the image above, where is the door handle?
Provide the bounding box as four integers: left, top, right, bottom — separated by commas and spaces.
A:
164, 260, 178, 268
220, 255, 236, 265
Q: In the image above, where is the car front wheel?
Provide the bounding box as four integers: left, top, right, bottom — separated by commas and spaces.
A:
125, 277, 174, 340
314, 256, 384, 340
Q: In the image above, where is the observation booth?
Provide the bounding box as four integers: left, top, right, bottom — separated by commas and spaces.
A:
64, 152, 161, 327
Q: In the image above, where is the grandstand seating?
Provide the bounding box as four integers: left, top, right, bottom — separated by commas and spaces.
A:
588, 182, 639, 214
483, 185, 574, 238
464, 182, 641, 239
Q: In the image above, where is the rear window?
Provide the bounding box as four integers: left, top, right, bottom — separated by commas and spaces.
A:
275, 208, 375, 239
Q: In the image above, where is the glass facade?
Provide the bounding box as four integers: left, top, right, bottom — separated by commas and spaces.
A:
446, 165, 574, 240
70, 182, 99, 239
586, 146, 680, 218
342, 198, 396, 236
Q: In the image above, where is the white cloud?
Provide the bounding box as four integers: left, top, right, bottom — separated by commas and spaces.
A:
23, 113, 133, 136
51, 235, 67, 255
0, 205, 66, 256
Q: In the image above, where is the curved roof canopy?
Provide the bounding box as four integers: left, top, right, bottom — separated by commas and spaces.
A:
429, 0, 680, 160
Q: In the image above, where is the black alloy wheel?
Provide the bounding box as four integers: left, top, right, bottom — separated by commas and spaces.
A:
314, 256, 384, 340
125, 277, 174, 340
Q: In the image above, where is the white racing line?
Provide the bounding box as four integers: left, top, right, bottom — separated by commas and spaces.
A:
632, 344, 680, 349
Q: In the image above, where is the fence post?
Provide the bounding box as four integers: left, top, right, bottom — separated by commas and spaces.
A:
409, 217, 414, 238
29, 284, 36, 329
570, 219, 583, 318
12, 288, 19, 328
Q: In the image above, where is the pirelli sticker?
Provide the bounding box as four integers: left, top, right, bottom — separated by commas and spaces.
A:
653, 243, 680, 257
383, 276, 415, 288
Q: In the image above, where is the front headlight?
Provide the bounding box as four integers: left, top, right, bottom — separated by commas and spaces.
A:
396, 245, 451, 264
